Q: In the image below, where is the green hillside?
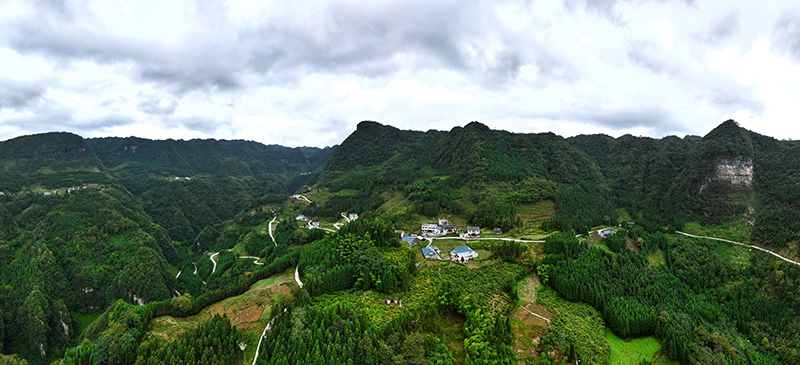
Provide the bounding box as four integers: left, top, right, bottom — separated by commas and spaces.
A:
88, 137, 334, 241
0, 132, 111, 192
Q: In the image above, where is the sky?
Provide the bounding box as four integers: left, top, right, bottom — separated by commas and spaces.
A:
1, 0, 799, 147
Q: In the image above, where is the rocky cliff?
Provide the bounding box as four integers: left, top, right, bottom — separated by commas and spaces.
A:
714, 158, 753, 186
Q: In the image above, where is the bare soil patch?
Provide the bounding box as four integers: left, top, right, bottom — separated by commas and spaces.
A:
149, 270, 294, 341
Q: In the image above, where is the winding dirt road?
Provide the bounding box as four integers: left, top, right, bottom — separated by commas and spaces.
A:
268, 215, 277, 246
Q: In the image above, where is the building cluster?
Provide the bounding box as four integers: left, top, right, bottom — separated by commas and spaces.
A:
420, 218, 482, 238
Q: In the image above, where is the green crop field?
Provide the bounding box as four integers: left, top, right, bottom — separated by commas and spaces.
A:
606, 328, 665, 365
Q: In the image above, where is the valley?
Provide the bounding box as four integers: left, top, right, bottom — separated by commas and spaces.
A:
1, 120, 800, 365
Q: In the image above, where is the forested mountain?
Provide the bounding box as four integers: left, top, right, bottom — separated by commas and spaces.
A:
311, 120, 800, 247
0, 132, 334, 364
0, 132, 112, 192
88, 137, 334, 240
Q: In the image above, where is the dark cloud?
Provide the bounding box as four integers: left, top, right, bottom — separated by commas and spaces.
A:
626, 39, 672, 74
136, 93, 179, 115
772, 10, 800, 61
162, 116, 229, 134
0, 80, 46, 109
708, 88, 765, 115
3, 108, 135, 133
568, 105, 681, 134
3, 0, 574, 94
699, 11, 740, 43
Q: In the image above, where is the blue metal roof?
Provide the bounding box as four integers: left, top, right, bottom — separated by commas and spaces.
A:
602, 230, 614, 235
401, 236, 415, 243
422, 247, 436, 256
453, 247, 475, 254
467, 226, 480, 230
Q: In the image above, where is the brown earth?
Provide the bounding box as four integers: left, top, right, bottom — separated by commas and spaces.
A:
149, 270, 295, 341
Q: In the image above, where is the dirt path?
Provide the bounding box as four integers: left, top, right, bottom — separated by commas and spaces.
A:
677, 231, 800, 266
209, 252, 219, 275
295, 266, 303, 288
239, 256, 264, 265
268, 216, 278, 246
252, 308, 286, 365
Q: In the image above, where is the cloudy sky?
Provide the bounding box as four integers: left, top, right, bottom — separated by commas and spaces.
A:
1, 0, 799, 147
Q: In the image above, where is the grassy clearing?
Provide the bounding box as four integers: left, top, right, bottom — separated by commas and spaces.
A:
606, 328, 662, 365
75, 311, 103, 336
516, 200, 556, 232
536, 286, 610, 364
683, 215, 751, 244
616, 208, 633, 223
712, 239, 753, 268
440, 314, 467, 364
312, 290, 405, 328
646, 250, 667, 266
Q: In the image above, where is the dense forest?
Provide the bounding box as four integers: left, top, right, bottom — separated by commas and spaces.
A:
88, 137, 334, 241
3, 120, 800, 365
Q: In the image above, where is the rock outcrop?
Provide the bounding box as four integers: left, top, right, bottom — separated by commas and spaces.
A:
715, 158, 753, 186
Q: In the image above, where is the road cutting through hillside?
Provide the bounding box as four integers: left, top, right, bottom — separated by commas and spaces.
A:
268, 215, 277, 246
209, 252, 219, 275
677, 231, 800, 267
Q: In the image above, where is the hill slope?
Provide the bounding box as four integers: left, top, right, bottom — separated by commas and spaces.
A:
88, 137, 334, 241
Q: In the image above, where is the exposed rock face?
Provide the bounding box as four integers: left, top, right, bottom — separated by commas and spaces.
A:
715, 158, 753, 186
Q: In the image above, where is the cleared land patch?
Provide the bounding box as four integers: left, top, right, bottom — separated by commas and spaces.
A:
149, 269, 294, 342
606, 328, 664, 365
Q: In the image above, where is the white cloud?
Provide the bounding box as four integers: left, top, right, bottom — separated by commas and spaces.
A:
1, 0, 800, 146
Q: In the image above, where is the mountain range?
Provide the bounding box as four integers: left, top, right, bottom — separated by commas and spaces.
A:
1, 120, 800, 364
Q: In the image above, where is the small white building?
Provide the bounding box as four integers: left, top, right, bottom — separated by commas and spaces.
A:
438, 218, 449, 226
464, 226, 481, 238
296, 215, 309, 221
421, 223, 439, 235
451, 246, 479, 263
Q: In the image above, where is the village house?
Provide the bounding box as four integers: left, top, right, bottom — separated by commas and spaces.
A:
442, 224, 458, 234
308, 221, 320, 229
464, 226, 481, 238
599, 229, 615, 238
438, 218, 449, 226
296, 215, 309, 221
421, 223, 441, 236
492, 227, 503, 235
450, 246, 479, 263
402, 236, 424, 248
422, 246, 441, 260
348, 213, 359, 221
